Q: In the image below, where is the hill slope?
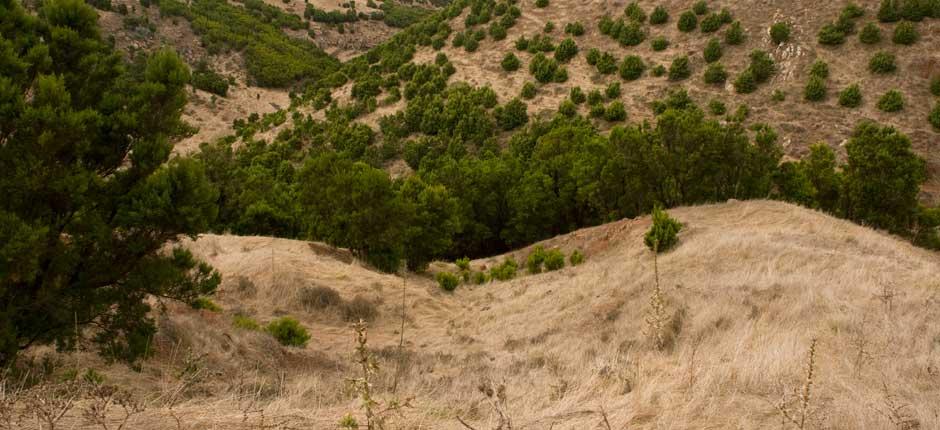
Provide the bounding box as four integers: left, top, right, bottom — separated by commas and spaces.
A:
29, 200, 940, 429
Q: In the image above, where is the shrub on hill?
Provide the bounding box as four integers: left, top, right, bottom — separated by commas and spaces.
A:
559, 99, 577, 116
930, 75, 940, 96
620, 55, 645, 80
651, 64, 667, 77
839, 84, 863, 107
869, 51, 897, 74
266, 317, 310, 347
771, 89, 786, 102
650, 5, 669, 24
496, 98, 529, 130
700, 13, 724, 33
704, 37, 722, 63
570, 86, 586, 104
521, 82, 537, 99
529, 53, 561, 83
930, 101, 940, 130
693, 0, 708, 15
734, 69, 757, 93
704, 62, 727, 85
192, 62, 230, 97
678, 11, 697, 32
645, 207, 682, 252
606, 82, 622, 99
770, 22, 790, 44
589, 104, 606, 118
892, 20, 918, 44
708, 99, 727, 115
569, 249, 585, 265
860, 22, 882, 43
501, 52, 521, 71
565, 21, 585, 36
490, 259, 518, 281
595, 52, 618, 75
544, 249, 566, 270
526, 246, 547, 273
587, 89, 604, 106
725, 21, 745, 44
625, 2, 646, 22
748, 50, 775, 83
651, 37, 669, 51
668, 56, 691, 81
877, 90, 904, 112
818, 23, 846, 45
535, 0, 548, 7
605, 101, 627, 121
555, 38, 579, 62
804, 76, 827, 101
810, 60, 830, 79
436, 272, 459, 291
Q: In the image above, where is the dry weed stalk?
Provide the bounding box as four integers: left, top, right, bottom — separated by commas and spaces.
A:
873, 380, 919, 430
456, 380, 512, 430
347, 319, 412, 430
643, 243, 672, 350
161, 348, 209, 430
82, 382, 145, 430
25, 380, 81, 430
687, 339, 700, 392
0, 377, 23, 430
875, 283, 897, 312
775, 338, 818, 430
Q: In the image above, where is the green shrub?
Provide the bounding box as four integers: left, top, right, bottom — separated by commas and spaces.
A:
734, 69, 756, 93
804, 76, 827, 101
436, 272, 459, 291
569, 249, 585, 266
456, 257, 471, 271
529, 53, 561, 83
514, 35, 528, 50
651, 37, 669, 51
809, 60, 829, 79
930, 75, 940, 96
570, 86, 586, 104
892, 20, 918, 44
668, 56, 691, 81
678, 11, 697, 32
878, 0, 901, 22
496, 98, 529, 130
589, 103, 606, 118
771, 89, 786, 102
233, 315, 261, 331
605, 82, 621, 99
725, 21, 745, 45
625, 2, 646, 22
818, 23, 846, 45
693, 0, 708, 15
192, 63, 230, 97
489, 23, 508, 40
748, 50, 775, 83
842, 2, 865, 19
471, 271, 489, 284
700, 13, 723, 33
619, 55, 645, 81
543, 249, 565, 271
544, 21, 555, 33
644, 207, 682, 252
521, 82, 537, 99
339, 414, 359, 429
605, 101, 627, 121
651, 64, 667, 77
860, 22, 882, 43
555, 38, 579, 63
559, 99, 577, 117
839, 84, 863, 107
535, 0, 548, 7
191, 297, 221, 312
770, 22, 790, 44
490, 259, 518, 281
595, 52, 618, 75
869, 51, 897, 74
650, 5, 669, 24
526, 245, 546, 273
587, 89, 604, 105
708, 99, 727, 115
464, 37, 479, 52
703, 62, 727, 84
266, 317, 310, 347
704, 37, 722, 63
565, 21, 585, 36
930, 101, 940, 130
501, 52, 521, 72
585, 48, 600, 65
877, 89, 904, 112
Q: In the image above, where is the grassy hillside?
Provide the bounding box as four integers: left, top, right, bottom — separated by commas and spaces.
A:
7, 200, 939, 428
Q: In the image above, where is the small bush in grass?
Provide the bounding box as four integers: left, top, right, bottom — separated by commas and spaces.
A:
645, 207, 682, 253
835, 13, 856, 35
595, 52, 618, 75
471, 271, 489, 284
731, 104, 750, 122
339, 414, 359, 429
678, 11, 697, 32
605, 101, 627, 121
490, 259, 518, 281
810, 60, 829, 79
839, 84, 863, 107
559, 99, 577, 116
564, 21, 584, 36
266, 317, 310, 347
877, 90, 904, 112
535, 0, 548, 7
544, 21, 555, 33
298, 285, 342, 310
650, 5, 668, 24
770, 22, 790, 44
585, 48, 600, 65
703, 62, 727, 85
651, 37, 669, 51
555, 38, 578, 62
589, 103, 606, 118
456, 257, 471, 271
843, 2, 865, 19
692, 0, 708, 15
771, 89, 786, 102
734, 69, 757, 93
878, 0, 901, 22
436, 272, 459, 291
233, 315, 261, 331
748, 50, 775, 83
521, 82, 537, 99
569, 249, 584, 266
514, 36, 529, 51
869, 51, 896, 74
605, 81, 621, 99
191, 297, 221, 312
725, 21, 745, 44
929, 101, 940, 130
619, 55, 645, 81
527, 246, 546, 273
570, 86, 586, 104
860, 22, 881, 43
544, 249, 565, 271
818, 24, 845, 45
704, 37, 722, 63
490, 23, 507, 40
892, 20, 918, 44
651, 64, 666, 77
804, 76, 827, 101
529, 53, 560, 83
553, 68, 568, 83
625, 2, 646, 22
668, 56, 691, 81
501, 52, 520, 72
708, 99, 727, 115
930, 75, 940, 96
342, 296, 378, 322
464, 37, 479, 52
700, 13, 723, 33
587, 89, 604, 105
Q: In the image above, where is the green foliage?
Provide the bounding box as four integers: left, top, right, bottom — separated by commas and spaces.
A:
570, 86, 586, 104
734, 69, 757, 93
869, 51, 897, 73
436, 272, 459, 291
818, 23, 846, 45
543, 249, 565, 271
839, 84, 863, 107
929, 101, 940, 130
191, 61, 230, 97
266, 317, 310, 347
526, 245, 546, 273
930, 75, 940, 96
619, 55, 645, 81
565, 21, 585, 36
892, 20, 919, 44
521, 82, 537, 99
0, 0, 221, 366
501, 52, 521, 72
559, 99, 577, 117
879, 0, 902, 22
535, 0, 548, 7
599, 16, 646, 46
589, 104, 606, 118
747, 50, 775, 83
724, 21, 745, 44
490, 259, 518, 281
877, 89, 905, 112
651, 64, 667, 77
605, 101, 627, 122
191, 297, 222, 312
678, 11, 698, 32
595, 51, 618, 75
843, 2, 866, 19
650, 5, 669, 24
644, 207, 682, 252
700, 13, 724, 33
233, 315, 261, 331
668, 56, 691, 81
305, 5, 358, 23
606, 82, 622, 99
555, 38, 579, 63
809, 60, 829, 79
496, 98, 529, 130
708, 99, 727, 115
464, 36, 479, 52
379, 1, 431, 28
455, 257, 471, 271
489, 23, 508, 40
544, 21, 556, 33
651, 37, 670, 51
625, 2, 646, 22
529, 53, 562, 83
693, 0, 708, 15
770, 22, 791, 44
804, 76, 828, 101
704, 37, 722, 63
703, 62, 727, 85
860, 22, 882, 43
569, 249, 585, 266
339, 414, 359, 429
771, 89, 786, 102
587, 89, 605, 106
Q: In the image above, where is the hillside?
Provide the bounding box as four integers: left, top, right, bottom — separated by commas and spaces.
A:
13, 200, 940, 429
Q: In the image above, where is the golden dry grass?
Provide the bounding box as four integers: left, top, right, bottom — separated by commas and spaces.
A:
10, 200, 940, 429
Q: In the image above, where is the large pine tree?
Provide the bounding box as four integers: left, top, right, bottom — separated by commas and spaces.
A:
0, 0, 219, 365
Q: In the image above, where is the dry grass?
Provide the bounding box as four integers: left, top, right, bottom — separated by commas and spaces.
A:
7, 200, 940, 428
